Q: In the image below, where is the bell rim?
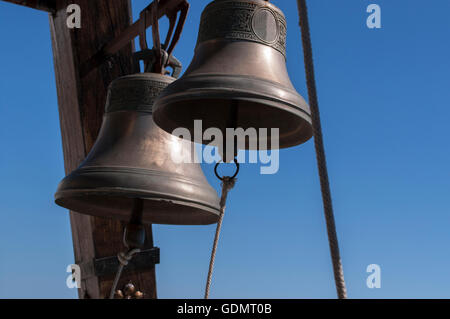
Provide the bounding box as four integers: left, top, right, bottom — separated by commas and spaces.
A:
55, 189, 220, 226
155, 74, 311, 114
54, 166, 221, 225
153, 74, 313, 149
154, 99, 313, 149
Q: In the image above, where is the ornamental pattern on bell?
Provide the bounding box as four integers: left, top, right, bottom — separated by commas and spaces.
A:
197, 1, 287, 57
106, 79, 168, 113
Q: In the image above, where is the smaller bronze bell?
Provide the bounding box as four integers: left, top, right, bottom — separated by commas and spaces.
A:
153, 0, 313, 150
55, 73, 220, 225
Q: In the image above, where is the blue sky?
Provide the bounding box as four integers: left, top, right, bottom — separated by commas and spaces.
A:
0, 0, 449, 298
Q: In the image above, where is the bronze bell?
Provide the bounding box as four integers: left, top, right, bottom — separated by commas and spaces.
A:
55, 73, 220, 225
153, 0, 313, 149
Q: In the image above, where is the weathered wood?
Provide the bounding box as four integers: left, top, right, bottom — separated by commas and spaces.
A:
49, 0, 157, 299
2, 0, 56, 13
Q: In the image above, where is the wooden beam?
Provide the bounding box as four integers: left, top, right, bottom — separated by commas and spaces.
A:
79, 0, 187, 77
49, 0, 157, 299
2, 0, 56, 13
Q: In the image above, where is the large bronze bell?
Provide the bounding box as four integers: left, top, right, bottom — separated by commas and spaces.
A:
153, 0, 313, 149
55, 73, 220, 225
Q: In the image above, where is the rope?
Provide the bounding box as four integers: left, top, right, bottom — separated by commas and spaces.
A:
204, 177, 236, 299
109, 248, 141, 299
296, 0, 348, 299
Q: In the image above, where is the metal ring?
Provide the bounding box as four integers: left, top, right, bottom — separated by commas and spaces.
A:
214, 159, 240, 181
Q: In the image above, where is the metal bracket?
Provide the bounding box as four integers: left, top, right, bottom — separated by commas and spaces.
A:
80, 0, 189, 78
79, 247, 160, 279
133, 49, 182, 78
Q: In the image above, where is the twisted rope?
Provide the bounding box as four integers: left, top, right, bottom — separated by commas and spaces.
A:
204, 177, 236, 299
296, 0, 348, 299
109, 248, 141, 299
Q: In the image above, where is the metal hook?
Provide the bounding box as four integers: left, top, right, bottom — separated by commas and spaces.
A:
214, 159, 240, 181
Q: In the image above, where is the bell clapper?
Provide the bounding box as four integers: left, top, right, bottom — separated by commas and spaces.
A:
123, 198, 146, 249
109, 198, 146, 299
220, 100, 239, 163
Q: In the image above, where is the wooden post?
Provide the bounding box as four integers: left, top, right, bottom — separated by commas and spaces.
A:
47, 0, 157, 299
